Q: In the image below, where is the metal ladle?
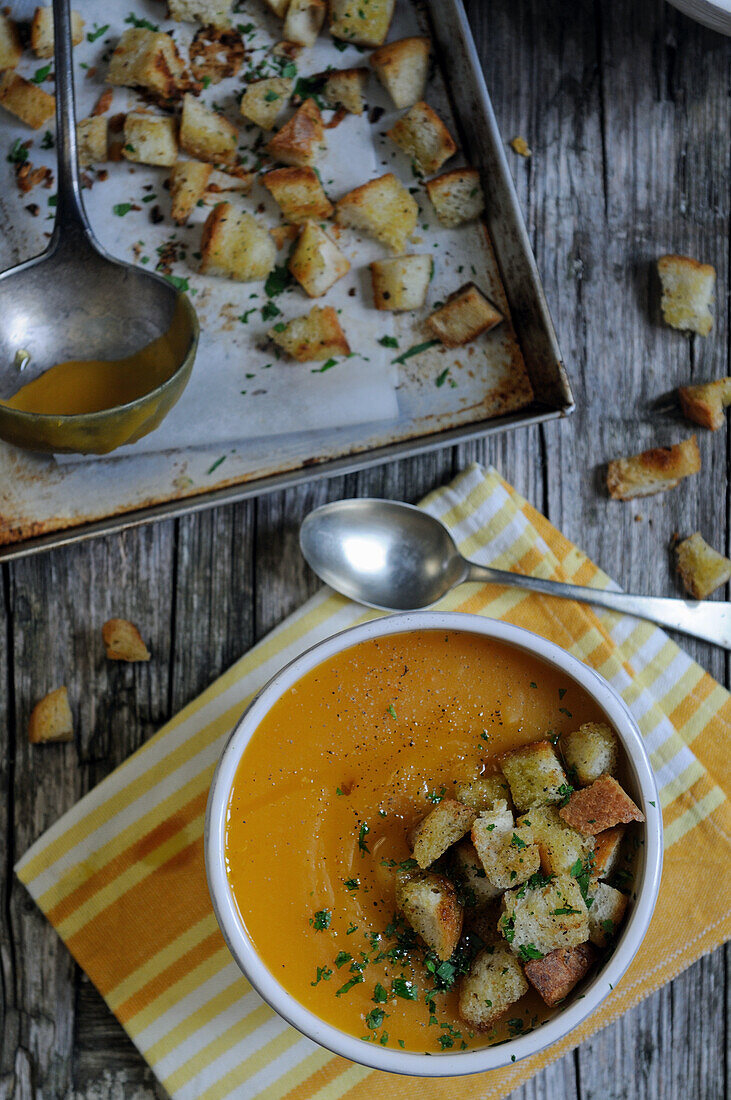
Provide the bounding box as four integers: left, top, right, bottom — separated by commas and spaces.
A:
0, 0, 198, 454
300, 498, 731, 650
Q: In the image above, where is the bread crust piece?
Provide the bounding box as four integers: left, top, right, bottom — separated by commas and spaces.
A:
0, 13, 23, 70
657, 253, 715, 336
676, 532, 731, 599
426, 168, 485, 228
395, 870, 463, 960
28, 687, 74, 744
200, 203, 277, 281
411, 798, 477, 868
476, 823, 541, 891
31, 7, 84, 58
107, 28, 189, 104
262, 166, 332, 222
559, 775, 645, 836
288, 220, 350, 297
170, 159, 213, 223
180, 93, 238, 164
590, 825, 625, 882
370, 36, 430, 109
679, 377, 731, 431
370, 255, 432, 311
0, 72, 55, 130
123, 113, 179, 167
455, 774, 512, 812
561, 722, 619, 787
77, 117, 108, 166
283, 0, 326, 47
269, 306, 350, 361
458, 944, 529, 1029
322, 67, 368, 115
266, 98, 325, 167
329, 0, 395, 47
168, 0, 232, 28
587, 882, 629, 947
523, 942, 597, 1006
240, 77, 293, 130
387, 101, 457, 176
335, 173, 418, 252
102, 619, 151, 662
499, 740, 568, 812
426, 283, 503, 348
606, 435, 701, 500
451, 839, 503, 909
500, 873, 590, 957
518, 804, 594, 878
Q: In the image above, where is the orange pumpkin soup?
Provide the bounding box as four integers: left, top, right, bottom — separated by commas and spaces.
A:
225, 629, 611, 1053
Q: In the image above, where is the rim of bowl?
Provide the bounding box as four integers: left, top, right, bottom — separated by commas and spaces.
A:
205, 611, 663, 1077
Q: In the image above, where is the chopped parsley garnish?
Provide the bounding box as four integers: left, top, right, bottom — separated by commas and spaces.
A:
569, 855, 595, 904
124, 13, 159, 30
310, 966, 333, 985
311, 909, 332, 931
556, 782, 574, 808
480, 730, 489, 741
601, 919, 615, 934
392, 978, 417, 1000
334, 951, 352, 968
206, 455, 226, 475
558, 687, 567, 699
426, 786, 446, 804
529, 681, 538, 689
517, 944, 543, 960
7, 139, 28, 165
500, 915, 515, 943
335, 974, 364, 996
387, 704, 397, 719
311, 357, 337, 373
264, 263, 293, 297
552, 905, 582, 915
40, 131, 54, 149
336, 786, 345, 796
358, 822, 370, 854
365, 1007, 386, 1029
31, 65, 51, 84
87, 23, 109, 41
381, 857, 418, 872
260, 300, 281, 321
280, 60, 297, 78
435, 367, 450, 388
164, 273, 190, 293
372, 982, 388, 1003
346, 922, 358, 935
558, 706, 573, 718
507, 1017, 525, 1037
343, 878, 360, 891
510, 832, 527, 849
391, 339, 439, 365
378, 335, 399, 348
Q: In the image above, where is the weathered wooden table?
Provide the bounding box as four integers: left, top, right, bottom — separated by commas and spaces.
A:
1, 1, 728, 1096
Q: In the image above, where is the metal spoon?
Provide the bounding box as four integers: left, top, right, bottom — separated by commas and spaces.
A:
300, 498, 731, 650
0, 0, 198, 454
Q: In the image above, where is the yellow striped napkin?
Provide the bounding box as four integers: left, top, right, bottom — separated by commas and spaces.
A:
15, 464, 731, 1100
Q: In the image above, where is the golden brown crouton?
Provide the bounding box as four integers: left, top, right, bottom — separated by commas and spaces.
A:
188, 25, 245, 84
606, 436, 701, 501
329, 0, 395, 47
370, 36, 429, 109
587, 882, 629, 947
452, 839, 503, 909
657, 254, 715, 336
561, 722, 619, 787
269, 306, 350, 361
266, 98, 325, 166
200, 202, 277, 281
370, 255, 432, 312
559, 775, 645, 836
395, 870, 462, 960
77, 117, 108, 167
471, 799, 514, 855
102, 619, 151, 662
123, 113, 178, 167
107, 28, 188, 104
499, 740, 568, 812
518, 804, 594, 878
283, 0, 326, 46
0, 13, 22, 70
170, 159, 213, 224
456, 774, 512, 812
180, 93, 238, 165
590, 825, 625, 882
262, 0, 290, 14
239, 76, 293, 130
500, 873, 589, 957
288, 220, 350, 297
426, 283, 503, 347
335, 173, 418, 252
28, 687, 74, 744
523, 942, 597, 1006
168, 0, 232, 26
262, 165, 332, 222
458, 945, 528, 1029
205, 166, 254, 193
676, 532, 731, 599
477, 824, 541, 891
511, 136, 531, 157
679, 377, 731, 431
387, 101, 457, 176
31, 7, 84, 58
322, 67, 368, 115
0, 72, 55, 130
426, 168, 485, 228
411, 798, 477, 869
270, 223, 299, 249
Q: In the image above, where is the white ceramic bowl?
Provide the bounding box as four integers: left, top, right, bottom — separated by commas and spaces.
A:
666, 0, 731, 34
205, 612, 663, 1077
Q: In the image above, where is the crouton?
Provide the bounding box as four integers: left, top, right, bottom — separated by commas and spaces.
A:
31, 7, 84, 58
77, 117, 108, 167
123, 113, 178, 167
102, 619, 151, 662
500, 873, 589, 957
321, 67, 368, 115
107, 28, 188, 104
452, 839, 503, 909
523, 943, 597, 1007
189, 25, 245, 84
370, 255, 432, 311
676, 532, 731, 599
0, 72, 55, 130
170, 159, 213, 224
657, 254, 715, 336
455, 774, 512, 812
288, 220, 350, 297
335, 173, 418, 252
477, 824, 541, 891
200, 203, 276, 281
262, 165, 332, 222
606, 436, 701, 501
561, 722, 619, 787
269, 306, 350, 361
370, 36, 429, 109
411, 798, 477, 869
426, 283, 503, 348
239, 76, 292, 130
395, 870, 462, 960
470, 799, 514, 870
263, 0, 290, 15
559, 775, 645, 836
180, 93, 238, 165
168, 0, 232, 26
329, 0, 395, 47
458, 945, 528, 1029
270, 223, 299, 249
511, 136, 531, 157
587, 882, 629, 947
28, 686, 74, 744
499, 740, 568, 812
0, 13, 23, 70
679, 377, 731, 431
283, 0, 325, 46
206, 166, 254, 193
266, 98, 325, 166
426, 168, 485, 228
518, 805, 594, 878
387, 101, 457, 176
591, 826, 625, 882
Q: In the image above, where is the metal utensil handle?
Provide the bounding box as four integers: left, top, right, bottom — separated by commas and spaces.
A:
466, 562, 731, 650
52, 0, 90, 232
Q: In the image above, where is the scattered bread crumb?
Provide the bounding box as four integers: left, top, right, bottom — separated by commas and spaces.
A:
102, 618, 151, 662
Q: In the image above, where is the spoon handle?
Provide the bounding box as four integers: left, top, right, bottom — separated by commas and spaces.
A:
465, 562, 731, 650
52, 0, 90, 232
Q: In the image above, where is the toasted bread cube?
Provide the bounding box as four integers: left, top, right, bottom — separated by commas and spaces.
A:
269, 305, 350, 361
591, 826, 625, 882
395, 870, 462, 960
458, 945, 528, 1029
206, 166, 254, 193
170, 159, 213, 224
239, 76, 292, 130
500, 740, 568, 812
77, 116, 108, 167
471, 799, 514, 870
123, 113, 178, 167
523, 942, 597, 1006
335, 172, 418, 252
262, 165, 332, 222
561, 722, 619, 788
500, 873, 590, 957
518, 805, 594, 878
426, 283, 502, 347
456, 775, 512, 812
478, 825, 541, 891
370, 255, 432, 311
587, 882, 628, 947
329, 0, 394, 47
559, 775, 645, 836
370, 36, 429, 109
288, 220, 350, 297
180, 93, 237, 165
102, 619, 151, 662
676, 532, 731, 599
426, 168, 485, 228
411, 798, 477, 869
679, 377, 731, 431
266, 98, 325, 166
168, 0, 232, 26
452, 839, 503, 909
283, 0, 325, 46
657, 254, 715, 336
107, 28, 187, 102
0, 72, 55, 130
200, 202, 276, 281
263, 0, 290, 14
322, 67, 367, 115
606, 436, 701, 501
387, 101, 457, 176
28, 687, 73, 744
0, 13, 23, 69
31, 7, 84, 58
